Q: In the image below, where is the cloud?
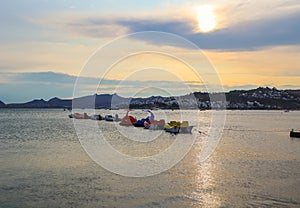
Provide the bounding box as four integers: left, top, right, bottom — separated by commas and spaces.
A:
30, 1, 300, 51
117, 10, 300, 50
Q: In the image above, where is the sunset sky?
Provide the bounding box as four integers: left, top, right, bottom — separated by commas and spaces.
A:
0, 0, 299, 103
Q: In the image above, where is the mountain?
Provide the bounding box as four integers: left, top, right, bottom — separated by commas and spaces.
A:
7, 99, 48, 108
3, 94, 127, 109
6, 98, 72, 108
0, 100, 5, 107
1, 87, 300, 110
130, 87, 300, 110
47, 97, 72, 108
72, 93, 130, 109
224, 87, 300, 110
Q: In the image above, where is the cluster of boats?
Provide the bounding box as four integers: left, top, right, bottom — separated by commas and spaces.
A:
69, 113, 120, 122
69, 110, 193, 134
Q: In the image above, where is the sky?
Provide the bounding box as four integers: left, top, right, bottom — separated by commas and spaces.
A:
0, 0, 299, 103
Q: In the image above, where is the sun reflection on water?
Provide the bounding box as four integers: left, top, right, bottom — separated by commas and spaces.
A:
190, 158, 222, 207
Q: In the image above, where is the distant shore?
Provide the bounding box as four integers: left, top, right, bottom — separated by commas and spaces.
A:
1, 87, 300, 110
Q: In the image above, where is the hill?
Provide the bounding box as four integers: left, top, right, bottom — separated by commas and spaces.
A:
0, 100, 5, 107
1, 87, 300, 110
6, 98, 71, 108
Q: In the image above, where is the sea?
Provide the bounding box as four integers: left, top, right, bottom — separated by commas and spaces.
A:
1, 109, 300, 208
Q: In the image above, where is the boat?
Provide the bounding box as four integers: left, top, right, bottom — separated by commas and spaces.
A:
133, 110, 155, 127
133, 118, 149, 127
105, 114, 120, 122
164, 121, 193, 134
90, 114, 103, 120
120, 111, 137, 126
290, 129, 300, 138
180, 125, 194, 134
69, 113, 90, 119
165, 125, 180, 134
144, 119, 165, 130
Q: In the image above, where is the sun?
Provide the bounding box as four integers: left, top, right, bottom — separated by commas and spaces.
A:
197, 6, 216, 32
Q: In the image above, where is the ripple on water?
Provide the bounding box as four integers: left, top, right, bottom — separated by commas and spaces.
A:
1, 109, 300, 207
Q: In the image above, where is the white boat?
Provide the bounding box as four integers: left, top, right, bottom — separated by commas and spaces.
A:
104, 114, 120, 122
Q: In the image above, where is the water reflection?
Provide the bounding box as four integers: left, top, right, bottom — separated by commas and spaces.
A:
190, 157, 222, 208
2, 109, 300, 207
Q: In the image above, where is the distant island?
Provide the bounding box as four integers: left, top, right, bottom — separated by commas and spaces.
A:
1, 87, 299, 110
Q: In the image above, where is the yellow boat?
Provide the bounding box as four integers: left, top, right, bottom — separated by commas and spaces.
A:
164, 121, 193, 134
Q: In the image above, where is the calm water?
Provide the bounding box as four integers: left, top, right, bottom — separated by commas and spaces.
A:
1, 109, 300, 207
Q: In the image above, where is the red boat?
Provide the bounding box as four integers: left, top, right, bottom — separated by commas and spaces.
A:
144, 119, 165, 130
120, 110, 137, 126
69, 113, 90, 119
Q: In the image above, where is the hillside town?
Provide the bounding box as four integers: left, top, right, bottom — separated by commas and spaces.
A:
1, 87, 299, 110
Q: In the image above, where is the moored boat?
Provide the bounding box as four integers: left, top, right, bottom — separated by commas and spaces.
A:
180, 125, 194, 134
69, 113, 90, 119
144, 119, 165, 130
165, 125, 180, 134
91, 114, 103, 120
164, 121, 193, 134
133, 118, 149, 127
290, 129, 300, 138
133, 110, 155, 127
105, 114, 120, 122
120, 110, 137, 126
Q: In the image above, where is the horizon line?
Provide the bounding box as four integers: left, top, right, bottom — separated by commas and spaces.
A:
1, 86, 300, 105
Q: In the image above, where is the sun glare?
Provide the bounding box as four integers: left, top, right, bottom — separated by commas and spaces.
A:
197, 6, 216, 32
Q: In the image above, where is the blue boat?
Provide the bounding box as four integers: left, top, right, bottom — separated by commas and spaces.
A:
133, 110, 155, 127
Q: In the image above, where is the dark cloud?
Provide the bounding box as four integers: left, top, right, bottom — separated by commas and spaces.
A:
117, 19, 193, 35
67, 10, 300, 51
16, 71, 77, 83
121, 12, 300, 50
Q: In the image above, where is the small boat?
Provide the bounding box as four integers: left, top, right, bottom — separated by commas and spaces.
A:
290, 129, 300, 138
165, 125, 180, 134
164, 121, 193, 134
133, 110, 155, 127
180, 125, 194, 134
90, 114, 103, 120
120, 110, 137, 126
69, 113, 90, 119
105, 115, 114, 121
133, 118, 149, 127
144, 119, 165, 130
105, 114, 120, 122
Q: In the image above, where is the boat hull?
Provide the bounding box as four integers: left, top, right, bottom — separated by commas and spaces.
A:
165, 126, 180, 134
164, 121, 193, 134
180, 126, 194, 134
290, 131, 300, 138
133, 119, 149, 127
120, 112, 137, 126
